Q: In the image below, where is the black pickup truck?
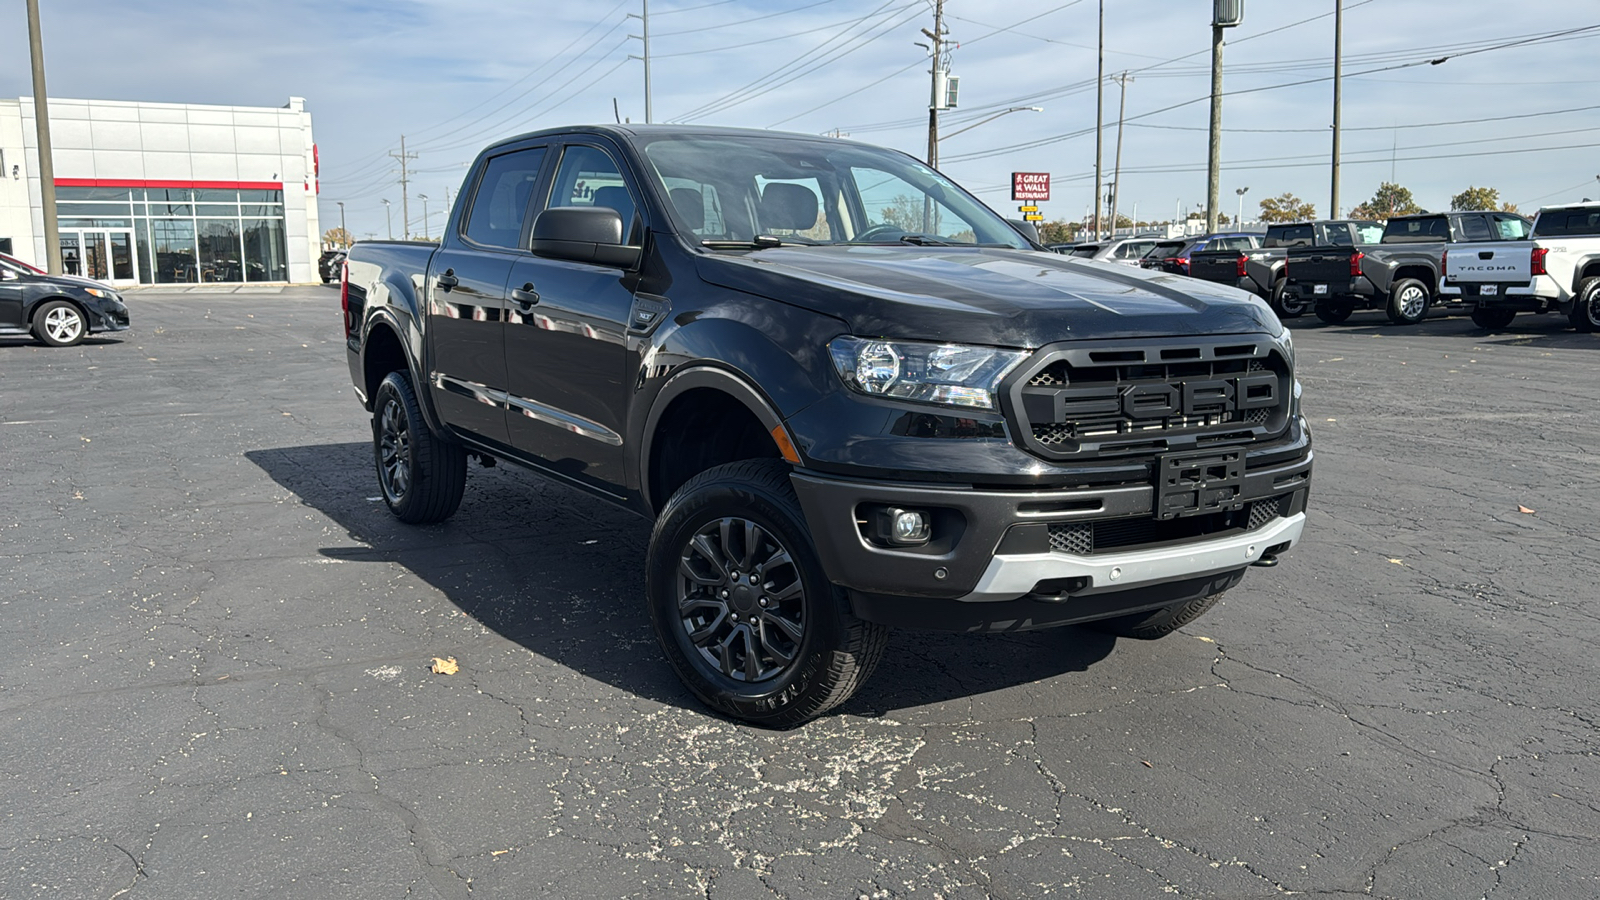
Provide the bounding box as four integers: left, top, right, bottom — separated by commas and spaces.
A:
341, 125, 1313, 726
1284, 211, 1531, 325
1188, 221, 1383, 318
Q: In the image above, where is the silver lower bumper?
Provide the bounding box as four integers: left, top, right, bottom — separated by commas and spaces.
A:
956, 513, 1306, 603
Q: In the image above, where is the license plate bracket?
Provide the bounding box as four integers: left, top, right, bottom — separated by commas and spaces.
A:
1156, 447, 1246, 520
1480, 284, 1499, 295
1312, 284, 1329, 295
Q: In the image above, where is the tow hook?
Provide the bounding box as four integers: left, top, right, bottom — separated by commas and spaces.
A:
1251, 555, 1279, 568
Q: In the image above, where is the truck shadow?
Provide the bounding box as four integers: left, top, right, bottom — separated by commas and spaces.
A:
246, 442, 1117, 721
1284, 310, 1600, 349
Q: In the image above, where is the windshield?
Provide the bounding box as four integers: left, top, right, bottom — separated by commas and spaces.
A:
636, 133, 1029, 249
1532, 207, 1600, 238
1382, 216, 1449, 243
1264, 224, 1314, 248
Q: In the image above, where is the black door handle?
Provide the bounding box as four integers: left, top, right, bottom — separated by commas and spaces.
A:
437, 269, 459, 291
510, 283, 540, 308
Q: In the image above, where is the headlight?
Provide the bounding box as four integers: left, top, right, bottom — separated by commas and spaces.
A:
84, 287, 116, 299
828, 336, 1028, 410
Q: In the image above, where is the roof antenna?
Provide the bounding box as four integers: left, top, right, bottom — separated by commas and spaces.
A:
613, 98, 621, 124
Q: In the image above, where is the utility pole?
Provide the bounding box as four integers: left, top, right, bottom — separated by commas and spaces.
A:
628, 1, 654, 123
1092, 0, 1104, 240
25, 0, 61, 274
924, 0, 948, 169
419, 194, 430, 241
1109, 71, 1131, 240
1330, 0, 1343, 219
1206, 1, 1242, 233
390, 136, 417, 240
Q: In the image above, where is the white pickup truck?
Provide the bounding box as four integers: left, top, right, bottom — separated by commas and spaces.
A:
1444, 201, 1600, 331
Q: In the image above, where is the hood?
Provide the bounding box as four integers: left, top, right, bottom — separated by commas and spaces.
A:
695, 245, 1279, 347
33, 272, 113, 292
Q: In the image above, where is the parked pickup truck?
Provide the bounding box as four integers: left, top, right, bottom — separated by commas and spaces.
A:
1189, 220, 1383, 319
1284, 211, 1531, 325
1442, 201, 1600, 331
341, 125, 1313, 726
1140, 233, 1260, 277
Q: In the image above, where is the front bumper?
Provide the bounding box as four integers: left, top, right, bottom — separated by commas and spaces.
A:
790, 434, 1312, 629
88, 298, 130, 333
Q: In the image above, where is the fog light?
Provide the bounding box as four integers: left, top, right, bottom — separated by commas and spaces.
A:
871, 506, 931, 546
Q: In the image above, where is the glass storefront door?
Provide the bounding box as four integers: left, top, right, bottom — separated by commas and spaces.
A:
60, 229, 139, 286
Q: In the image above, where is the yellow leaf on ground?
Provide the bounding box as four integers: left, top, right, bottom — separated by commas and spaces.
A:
1517, 505, 1536, 515
430, 656, 459, 675
1388, 558, 1405, 566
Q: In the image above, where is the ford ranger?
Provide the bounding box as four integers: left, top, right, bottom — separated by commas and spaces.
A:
341, 125, 1313, 727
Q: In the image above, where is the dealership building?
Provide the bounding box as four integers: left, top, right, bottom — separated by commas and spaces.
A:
0, 95, 322, 285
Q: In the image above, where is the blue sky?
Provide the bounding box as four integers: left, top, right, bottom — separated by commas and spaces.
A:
4, 0, 1597, 239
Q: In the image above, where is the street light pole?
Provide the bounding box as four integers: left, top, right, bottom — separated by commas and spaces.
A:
1110, 72, 1131, 239
1330, 0, 1344, 219
1236, 186, 1249, 225
336, 200, 346, 247
1092, 0, 1104, 240
382, 199, 392, 240
939, 106, 1042, 140
25, 0, 61, 274
418, 194, 430, 241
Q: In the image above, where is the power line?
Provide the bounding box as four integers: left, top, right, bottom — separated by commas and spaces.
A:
1127, 103, 1600, 135
654, 0, 846, 36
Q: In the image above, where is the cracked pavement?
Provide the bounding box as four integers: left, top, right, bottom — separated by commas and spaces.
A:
1, 288, 1597, 898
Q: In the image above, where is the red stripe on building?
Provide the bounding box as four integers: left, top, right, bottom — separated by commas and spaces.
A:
54, 178, 284, 191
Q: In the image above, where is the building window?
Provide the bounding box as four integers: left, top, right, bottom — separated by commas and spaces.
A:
52, 186, 288, 284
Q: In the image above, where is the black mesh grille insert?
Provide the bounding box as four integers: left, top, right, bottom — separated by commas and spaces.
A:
1015, 341, 1289, 459
1046, 494, 1288, 555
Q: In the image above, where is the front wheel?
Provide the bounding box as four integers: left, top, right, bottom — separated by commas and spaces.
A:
646, 459, 887, 728
1569, 276, 1600, 332
32, 300, 88, 347
1386, 278, 1431, 325
1314, 302, 1353, 325
372, 371, 467, 524
1470, 306, 1517, 331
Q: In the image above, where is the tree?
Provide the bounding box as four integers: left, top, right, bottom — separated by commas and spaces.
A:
1258, 193, 1316, 223
1452, 186, 1521, 214
1036, 220, 1080, 245
323, 227, 353, 249
1350, 182, 1421, 221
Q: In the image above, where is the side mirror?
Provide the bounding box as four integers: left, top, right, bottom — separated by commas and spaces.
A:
0, 269, 15, 281
1007, 218, 1040, 245
530, 206, 641, 268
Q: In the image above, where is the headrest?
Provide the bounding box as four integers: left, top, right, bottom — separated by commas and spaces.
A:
591, 186, 632, 217
669, 187, 704, 231
759, 183, 818, 231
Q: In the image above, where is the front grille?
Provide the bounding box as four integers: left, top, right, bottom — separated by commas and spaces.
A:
1012, 338, 1290, 460
1047, 494, 1289, 556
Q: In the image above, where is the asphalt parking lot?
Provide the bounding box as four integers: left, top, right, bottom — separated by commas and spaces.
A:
2, 285, 1597, 899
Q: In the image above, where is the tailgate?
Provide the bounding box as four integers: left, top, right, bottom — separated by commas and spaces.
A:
1188, 251, 1242, 285
1285, 248, 1355, 283
1445, 242, 1532, 284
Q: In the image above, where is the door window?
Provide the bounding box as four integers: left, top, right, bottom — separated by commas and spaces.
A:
463, 147, 547, 250
547, 145, 640, 244
1458, 215, 1492, 241
1492, 215, 1529, 240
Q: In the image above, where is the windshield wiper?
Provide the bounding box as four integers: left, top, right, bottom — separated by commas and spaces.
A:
897, 234, 951, 246
700, 235, 821, 251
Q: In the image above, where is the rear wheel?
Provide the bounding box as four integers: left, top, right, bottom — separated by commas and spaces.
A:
372, 371, 467, 524
1270, 278, 1307, 319
1314, 302, 1353, 325
1470, 306, 1517, 330
1569, 276, 1600, 332
646, 459, 887, 728
32, 300, 88, 347
1386, 278, 1431, 325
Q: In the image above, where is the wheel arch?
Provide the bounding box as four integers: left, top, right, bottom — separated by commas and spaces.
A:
27, 295, 89, 324
641, 366, 790, 515
1572, 256, 1600, 292
1391, 265, 1436, 294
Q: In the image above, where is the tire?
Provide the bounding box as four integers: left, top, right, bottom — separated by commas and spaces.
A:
372, 371, 467, 524
1470, 306, 1517, 331
1314, 302, 1353, 325
1386, 278, 1431, 325
32, 300, 88, 347
1569, 276, 1600, 332
1269, 278, 1307, 319
646, 459, 888, 728
1085, 571, 1243, 640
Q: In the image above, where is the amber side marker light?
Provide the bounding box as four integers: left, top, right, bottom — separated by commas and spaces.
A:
770, 424, 801, 464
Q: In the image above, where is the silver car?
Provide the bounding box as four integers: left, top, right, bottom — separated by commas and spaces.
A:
1062, 236, 1163, 266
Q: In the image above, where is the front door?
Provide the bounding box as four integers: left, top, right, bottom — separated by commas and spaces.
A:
60, 230, 138, 286
503, 142, 639, 494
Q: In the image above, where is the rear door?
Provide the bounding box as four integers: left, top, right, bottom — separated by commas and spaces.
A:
426, 145, 549, 448
502, 140, 641, 494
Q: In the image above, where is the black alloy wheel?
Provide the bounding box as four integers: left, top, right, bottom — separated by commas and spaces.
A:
1386, 278, 1431, 325
676, 516, 806, 684
646, 459, 887, 728
372, 371, 467, 524
1314, 302, 1353, 325
1570, 276, 1600, 333
1470, 306, 1517, 331
1270, 278, 1307, 318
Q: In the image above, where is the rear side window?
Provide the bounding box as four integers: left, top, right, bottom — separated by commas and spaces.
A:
1356, 224, 1385, 244
1382, 216, 1449, 243
1213, 236, 1255, 251
1532, 208, 1600, 238
1148, 242, 1184, 258
463, 148, 546, 250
